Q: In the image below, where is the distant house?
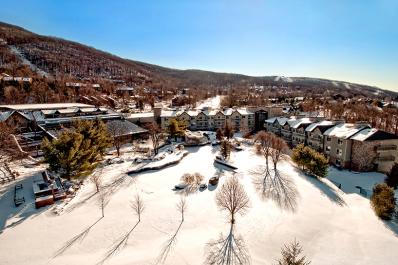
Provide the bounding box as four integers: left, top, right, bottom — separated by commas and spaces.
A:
115, 87, 135, 96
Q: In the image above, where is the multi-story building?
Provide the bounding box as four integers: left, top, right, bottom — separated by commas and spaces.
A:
159, 107, 255, 132
0, 103, 147, 156
305, 120, 337, 152
264, 116, 398, 173
264, 117, 289, 136
323, 123, 370, 168
291, 118, 313, 147
350, 128, 398, 173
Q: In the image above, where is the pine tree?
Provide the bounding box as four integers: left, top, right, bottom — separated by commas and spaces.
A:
292, 145, 328, 178
220, 140, 231, 160
42, 120, 111, 180
370, 183, 396, 220
223, 122, 234, 139
168, 118, 186, 141
276, 239, 311, 265
386, 163, 398, 189
216, 128, 224, 141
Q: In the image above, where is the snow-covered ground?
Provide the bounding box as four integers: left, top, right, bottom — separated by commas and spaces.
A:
1, 144, 397, 265
196, 95, 222, 110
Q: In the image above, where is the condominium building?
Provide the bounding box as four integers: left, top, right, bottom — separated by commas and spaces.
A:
265, 117, 398, 173
160, 108, 255, 132
323, 123, 370, 168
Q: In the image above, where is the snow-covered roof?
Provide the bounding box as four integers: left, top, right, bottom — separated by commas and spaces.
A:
305, 120, 335, 132
160, 110, 184, 118
0, 111, 14, 121
291, 118, 313, 129
0, 103, 94, 111
350, 128, 398, 141
127, 112, 154, 119
236, 109, 254, 115
324, 123, 369, 139
350, 128, 378, 141
264, 117, 277, 124
276, 117, 289, 126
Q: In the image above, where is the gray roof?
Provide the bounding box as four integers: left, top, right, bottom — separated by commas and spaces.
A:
106, 120, 147, 136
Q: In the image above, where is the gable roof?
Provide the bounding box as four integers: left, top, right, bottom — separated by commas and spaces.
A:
305, 120, 336, 132
324, 123, 369, 139
350, 128, 398, 141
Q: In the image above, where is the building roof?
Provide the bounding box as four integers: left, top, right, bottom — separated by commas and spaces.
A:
350, 128, 398, 141
0, 111, 14, 122
305, 120, 335, 132
324, 123, 369, 139
291, 118, 313, 129
0, 103, 94, 111
106, 120, 147, 136
127, 112, 154, 119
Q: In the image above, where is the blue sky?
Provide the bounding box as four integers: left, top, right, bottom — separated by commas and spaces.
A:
1, 0, 397, 91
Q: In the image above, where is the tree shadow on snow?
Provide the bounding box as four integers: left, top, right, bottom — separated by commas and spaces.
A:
383, 218, 398, 238
52, 216, 104, 258
66, 174, 133, 213
156, 220, 184, 264
205, 224, 250, 265
293, 166, 346, 207
251, 165, 299, 212
98, 220, 141, 264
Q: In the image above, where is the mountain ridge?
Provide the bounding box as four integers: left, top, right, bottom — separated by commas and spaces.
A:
0, 21, 396, 98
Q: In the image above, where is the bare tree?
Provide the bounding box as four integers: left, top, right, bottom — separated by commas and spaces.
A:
98, 190, 108, 218
98, 193, 145, 264
145, 122, 162, 155
275, 239, 311, 265
351, 141, 375, 171
254, 131, 274, 172
0, 122, 21, 180
131, 193, 145, 222
107, 120, 130, 156
176, 196, 187, 222
270, 136, 288, 171
216, 176, 250, 224
90, 169, 103, 193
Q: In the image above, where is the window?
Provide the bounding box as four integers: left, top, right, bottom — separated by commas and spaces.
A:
336, 149, 342, 156
336, 159, 341, 166
327, 137, 331, 141
338, 139, 343, 145
326, 146, 331, 151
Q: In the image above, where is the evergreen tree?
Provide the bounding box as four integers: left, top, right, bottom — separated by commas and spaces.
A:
220, 140, 231, 160
276, 239, 311, 265
292, 145, 328, 178
307, 151, 328, 178
223, 122, 234, 139
168, 118, 186, 141
42, 120, 111, 180
370, 183, 396, 220
216, 128, 224, 141
385, 163, 398, 189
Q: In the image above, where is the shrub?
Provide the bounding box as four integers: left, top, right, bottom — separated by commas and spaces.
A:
370, 183, 396, 220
